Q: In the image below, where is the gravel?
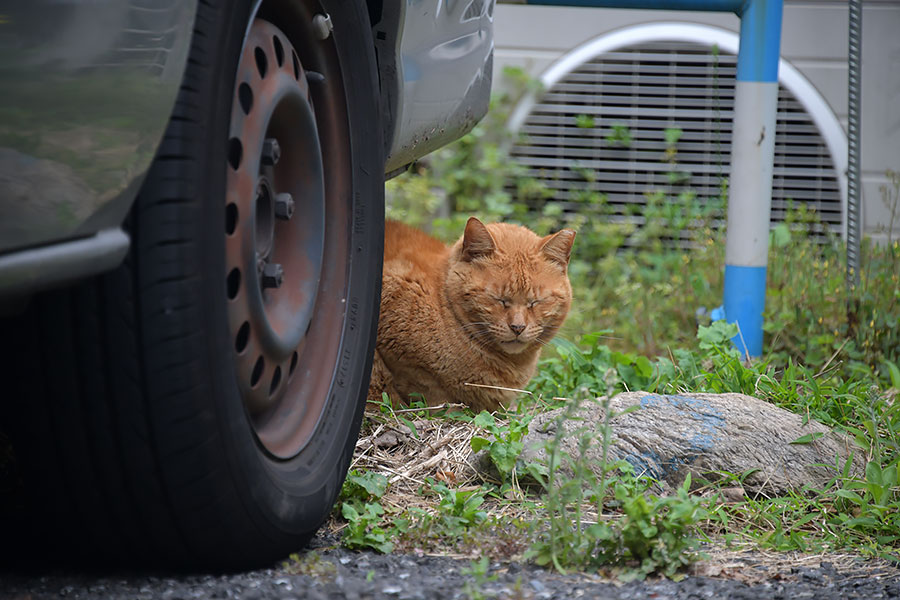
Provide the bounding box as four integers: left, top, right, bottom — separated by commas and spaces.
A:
2, 535, 899, 600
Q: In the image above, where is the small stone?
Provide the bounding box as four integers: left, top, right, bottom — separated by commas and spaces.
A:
374, 431, 407, 448
721, 486, 746, 502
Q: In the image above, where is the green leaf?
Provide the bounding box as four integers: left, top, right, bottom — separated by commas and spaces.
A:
581, 330, 614, 347
473, 411, 496, 430
884, 360, 900, 389
397, 415, 419, 439
664, 127, 682, 145
349, 471, 389, 498
883, 464, 898, 487
845, 516, 880, 529
697, 321, 738, 348
611, 351, 633, 366
574, 114, 595, 129
523, 461, 549, 486
470, 436, 491, 453
362, 502, 385, 518
789, 432, 824, 445
490, 439, 524, 475
341, 502, 360, 520
653, 357, 677, 383
866, 461, 884, 486
834, 489, 865, 504
634, 355, 653, 378
367, 535, 394, 554
791, 511, 821, 529
772, 223, 791, 248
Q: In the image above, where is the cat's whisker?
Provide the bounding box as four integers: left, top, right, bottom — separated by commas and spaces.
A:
468, 336, 493, 351
461, 326, 495, 339
467, 332, 497, 347
460, 322, 494, 331
461, 329, 493, 337
463, 326, 494, 336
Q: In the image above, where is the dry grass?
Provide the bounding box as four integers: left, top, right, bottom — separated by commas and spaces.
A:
321, 404, 538, 558
323, 403, 544, 543
350, 405, 486, 511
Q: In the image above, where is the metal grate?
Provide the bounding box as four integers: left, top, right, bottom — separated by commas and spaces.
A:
510, 41, 843, 242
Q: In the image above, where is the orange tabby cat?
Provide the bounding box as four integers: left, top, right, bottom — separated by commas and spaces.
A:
368, 217, 575, 412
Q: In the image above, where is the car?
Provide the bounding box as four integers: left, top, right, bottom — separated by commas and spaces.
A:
0, 0, 493, 569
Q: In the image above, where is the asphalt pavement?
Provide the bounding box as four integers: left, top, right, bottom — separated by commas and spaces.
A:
3, 534, 900, 600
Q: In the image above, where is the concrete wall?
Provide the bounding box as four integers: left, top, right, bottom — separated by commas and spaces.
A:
493, 1, 900, 238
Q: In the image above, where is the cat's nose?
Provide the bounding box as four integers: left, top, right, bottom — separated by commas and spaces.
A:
509, 323, 525, 336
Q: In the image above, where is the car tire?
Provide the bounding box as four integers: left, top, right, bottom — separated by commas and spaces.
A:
1, 0, 382, 569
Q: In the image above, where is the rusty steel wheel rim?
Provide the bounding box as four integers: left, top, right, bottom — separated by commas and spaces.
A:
225, 17, 349, 459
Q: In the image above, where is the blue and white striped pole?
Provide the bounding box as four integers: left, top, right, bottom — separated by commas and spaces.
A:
722, 0, 783, 357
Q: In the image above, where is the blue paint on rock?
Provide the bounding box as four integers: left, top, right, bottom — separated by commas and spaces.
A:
635, 395, 727, 478
623, 452, 664, 480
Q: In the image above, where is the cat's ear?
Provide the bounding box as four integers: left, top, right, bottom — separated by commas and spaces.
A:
540, 229, 576, 269
461, 217, 496, 261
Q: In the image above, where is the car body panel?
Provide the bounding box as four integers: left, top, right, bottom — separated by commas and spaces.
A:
378, 0, 495, 173
0, 0, 198, 257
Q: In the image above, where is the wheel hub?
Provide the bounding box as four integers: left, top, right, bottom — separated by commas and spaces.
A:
224, 18, 328, 453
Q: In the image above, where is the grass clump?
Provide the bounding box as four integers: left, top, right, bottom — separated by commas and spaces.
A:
527, 395, 708, 580
337, 470, 394, 553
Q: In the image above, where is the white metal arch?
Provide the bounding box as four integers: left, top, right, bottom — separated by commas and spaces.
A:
507, 22, 849, 237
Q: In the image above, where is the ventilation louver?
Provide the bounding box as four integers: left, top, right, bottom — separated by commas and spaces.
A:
511, 41, 843, 244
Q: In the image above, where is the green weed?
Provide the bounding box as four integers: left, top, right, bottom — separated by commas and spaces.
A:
461, 556, 498, 600
282, 551, 338, 581
526, 395, 707, 579
469, 411, 534, 488
428, 479, 489, 533
341, 502, 394, 554
338, 470, 394, 553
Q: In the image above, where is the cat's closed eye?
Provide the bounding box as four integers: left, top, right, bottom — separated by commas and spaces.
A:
527, 299, 541, 308
496, 297, 510, 308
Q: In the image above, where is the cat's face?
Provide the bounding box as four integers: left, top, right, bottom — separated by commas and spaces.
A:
446, 218, 575, 355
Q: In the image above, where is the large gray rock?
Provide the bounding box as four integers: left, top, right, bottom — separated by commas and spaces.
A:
518, 392, 862, 497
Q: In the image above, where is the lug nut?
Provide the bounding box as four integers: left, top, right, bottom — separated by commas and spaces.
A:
261, 138, 281, 166
261, 263, 284, 289
274, 193, 294, 220
312, 14, 333, 40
